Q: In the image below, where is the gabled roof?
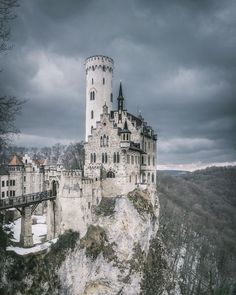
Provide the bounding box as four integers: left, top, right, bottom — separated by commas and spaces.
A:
8, 155, 23, 166
120, 120, 131, 134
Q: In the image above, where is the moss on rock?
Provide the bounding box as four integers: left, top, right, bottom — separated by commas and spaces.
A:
128, 189, 155, 218
81, 225, 117, 262
95, 197, 117, 216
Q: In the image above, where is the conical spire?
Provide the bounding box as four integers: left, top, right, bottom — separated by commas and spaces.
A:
117, 81, 124, 112
118, 81, 124, 99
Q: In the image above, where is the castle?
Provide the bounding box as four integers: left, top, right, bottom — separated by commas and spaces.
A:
0, 55, 157, 246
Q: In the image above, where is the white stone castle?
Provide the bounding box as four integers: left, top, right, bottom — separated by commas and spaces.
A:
0, 55, 157, 246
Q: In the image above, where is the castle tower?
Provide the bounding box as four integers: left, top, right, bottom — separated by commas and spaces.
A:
85, 55, 114, 141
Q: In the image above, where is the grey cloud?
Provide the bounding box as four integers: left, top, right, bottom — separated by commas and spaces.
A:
0, 0, 235, 165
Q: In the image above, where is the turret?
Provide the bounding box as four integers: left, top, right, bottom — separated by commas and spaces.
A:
85, 55, 114, 141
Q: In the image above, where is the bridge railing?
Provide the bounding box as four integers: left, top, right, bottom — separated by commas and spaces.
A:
0, 190, 54, 210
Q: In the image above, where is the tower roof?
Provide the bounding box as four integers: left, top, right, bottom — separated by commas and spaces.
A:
8, 155, 23, 166
120, 120, 131, 134
118, 82, 124, 100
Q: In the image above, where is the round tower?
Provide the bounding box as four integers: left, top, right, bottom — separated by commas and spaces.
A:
85, 55, 114, 141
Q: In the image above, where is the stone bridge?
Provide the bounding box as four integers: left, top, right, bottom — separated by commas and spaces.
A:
0, 179, 59, 248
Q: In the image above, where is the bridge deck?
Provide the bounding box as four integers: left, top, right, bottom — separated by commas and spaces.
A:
0, 190, 55, 210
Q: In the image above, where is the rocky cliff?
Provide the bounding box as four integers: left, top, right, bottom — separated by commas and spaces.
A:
0, 186, 160, 295
58, 187, 159, 294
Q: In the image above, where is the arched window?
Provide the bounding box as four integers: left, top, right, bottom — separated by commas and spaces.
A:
105, 153, 108, 163
103, 78, 105, 84
113, 152, 116, 163
103, 134, 106, 146
117, 152, 120, 163
94, 153, 96, 163
110, 93, 113, 102
91, 110, 94, 119
100, 136, 103, 147
93, 91, 95, 100
107, 171, 115, 178
103, 65, 106, 72
102, 153, 104, 163
90, 92, 92, 100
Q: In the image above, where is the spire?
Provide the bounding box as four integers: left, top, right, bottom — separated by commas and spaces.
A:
118, 81, 124, 99
117, 81, 124, 112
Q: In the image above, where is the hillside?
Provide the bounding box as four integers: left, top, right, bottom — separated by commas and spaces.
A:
153, 166, 236, 294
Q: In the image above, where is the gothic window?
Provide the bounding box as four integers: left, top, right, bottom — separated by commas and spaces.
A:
103, 78, 105, 84
94, 153, 96, 163
93, 91, 95, 100
107, 171, 115, 178
100, 136, 103, 147
113, 152, 116, 163
110, 93, 113, 102
103, 134, 106, 146
91, 110, 94, 119
117, 152, 120, 163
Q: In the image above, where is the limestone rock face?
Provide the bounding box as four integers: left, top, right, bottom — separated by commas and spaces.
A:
58, 187, 159, 295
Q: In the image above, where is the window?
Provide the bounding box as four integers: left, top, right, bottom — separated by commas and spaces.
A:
102, 153, 104, 163
13, 191, 15, 197
129, 175, 132, 183
90, 91, 95, 100
107, 171, 115, 178
131, 155, 134, 165
94, 153, 96, 163
103, 65, 106, 72
103, 78, 105, 84
13, 180, 15, 186
91, 125, 93, 133
91, 110, 94, 119
1, 181, 4, 187
2, 192, 5, 198
90, 153, 93, 163
100, 136, 103, 147
113, 152, 116, 163
117, 152, 120, 163
127, 155, 130, 164
103, 135, 106, 146
148, 156, 150, 166
10, 190, 12, 197
110, 93, 113, 102
24, 187, 26, 193
88, 202, 91, 209
24, 176, 26, 182
106, 136, 109, 147
105, 153, 108, 163
6, 180, 8, 186
153, 156, 155, 166
6, 191, 8, 197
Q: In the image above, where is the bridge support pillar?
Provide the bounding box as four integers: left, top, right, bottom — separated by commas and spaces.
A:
20, 206, 33, 247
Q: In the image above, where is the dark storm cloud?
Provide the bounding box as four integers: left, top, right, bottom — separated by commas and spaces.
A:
0, 0, 236, 166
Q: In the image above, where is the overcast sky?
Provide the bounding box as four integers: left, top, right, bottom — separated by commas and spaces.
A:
1, 0, 236, 168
